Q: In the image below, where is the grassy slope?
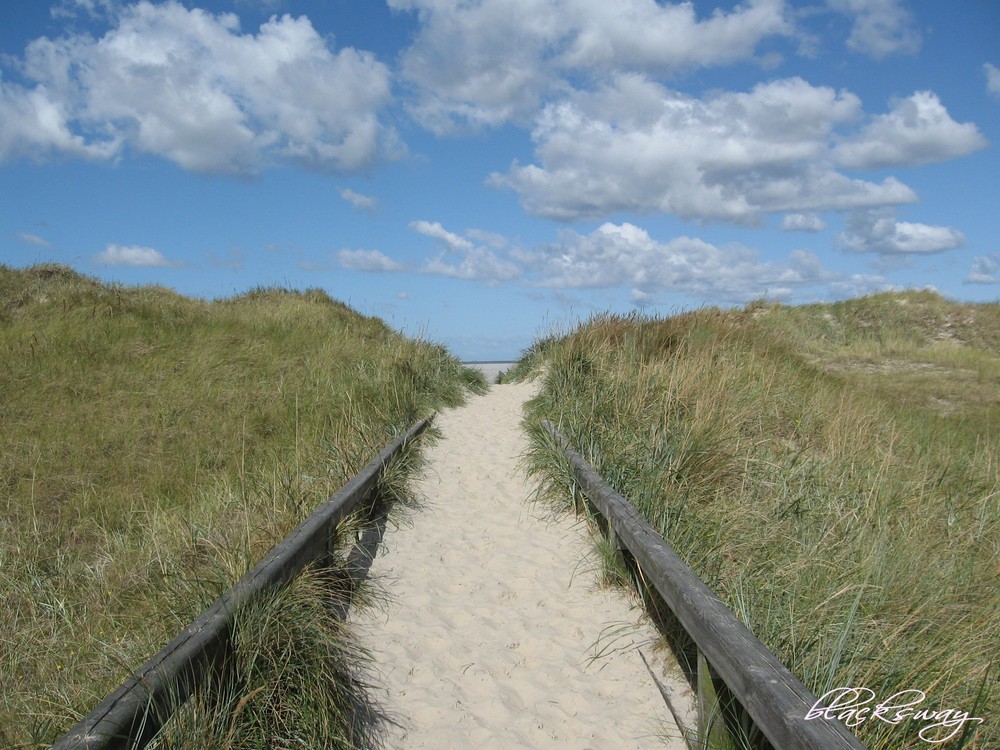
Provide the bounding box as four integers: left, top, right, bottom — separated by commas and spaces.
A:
0, 264, 485, 748
518, 291, 997, 749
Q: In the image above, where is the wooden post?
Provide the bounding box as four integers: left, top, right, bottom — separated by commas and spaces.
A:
698, 651, 737, 750
573, 481, 584, 517
606, 521, 628, 577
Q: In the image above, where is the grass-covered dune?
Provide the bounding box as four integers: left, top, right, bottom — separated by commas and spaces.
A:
515, 290, 998, 750
0, 263, 485, 748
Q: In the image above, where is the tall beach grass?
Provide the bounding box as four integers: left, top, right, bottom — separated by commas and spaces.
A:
517, 291, 997, 749
0, 264, 485, 748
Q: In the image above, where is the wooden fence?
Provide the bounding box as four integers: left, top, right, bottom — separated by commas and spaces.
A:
51, 417, 430, 750
541, 420, 867, 750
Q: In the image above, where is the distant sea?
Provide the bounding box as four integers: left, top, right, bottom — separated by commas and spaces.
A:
463, 361, 517, 384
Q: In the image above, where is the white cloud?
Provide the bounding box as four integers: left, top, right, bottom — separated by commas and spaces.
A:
986, 63, 1000, 100
409, 220, 520, 282
390, 0, 793, 132
828, 273, 893, 298
782, 213, 827, 232
834, 91, 987, 169
965, 253, 1000, 285
465, 228, 509, 250
338, 188, 379, 212
827, 0, 920, 58
96, 243, 180, 267
840, 210, 965, 255
516, 221, 837, 302
400, 218, 895, 301
16, 232, 51, 247
0, 70, 120, 162
423, 247, 521, 282
51, 0, 117, 20
336, 248, 406, 272
389, 0, 559, 132
409, 220, 476, 252
1, 2, 397, 174
490, 76, 917, 222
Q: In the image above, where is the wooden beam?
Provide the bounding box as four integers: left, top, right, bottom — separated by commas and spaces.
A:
542, 421, 866, 750
52, 417, 430, 750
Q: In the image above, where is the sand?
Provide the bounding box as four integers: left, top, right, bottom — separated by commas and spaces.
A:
352, 382, 693, 749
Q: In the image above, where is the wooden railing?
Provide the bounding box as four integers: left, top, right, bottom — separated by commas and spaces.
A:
541, 420, 866, 750
51, 417, 430, 750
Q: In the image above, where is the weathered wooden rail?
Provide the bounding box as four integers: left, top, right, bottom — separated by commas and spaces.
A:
541, 420, 867, 750
51, 417, 430, 750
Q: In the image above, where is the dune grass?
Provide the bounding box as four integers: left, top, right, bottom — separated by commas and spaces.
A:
0, 263, 485, 748
516, 291, 997, 749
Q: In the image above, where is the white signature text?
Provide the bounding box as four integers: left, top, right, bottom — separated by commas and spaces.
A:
805, 687, 984, 744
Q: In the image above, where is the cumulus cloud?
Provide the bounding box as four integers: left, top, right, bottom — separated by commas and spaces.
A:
515, 221, 837, 302
389, 0, 793, 131
827, 0, 920, 58
965, 253, 1000, 284
986, 63, 1000, 100
556, 0, 793, 71
840, 210, 965, 254
409, 220, 520, 282
95, 243, 180, 267
0, 69, 120, 162
834, 91, 987, 169
391, 218, 890, 302
336, 248, 406, 272
423, 248, 522, 282
490, 76, 917, 222
1, 1, 397, 174
782, 213, 827, 232
338, 188, 379, 212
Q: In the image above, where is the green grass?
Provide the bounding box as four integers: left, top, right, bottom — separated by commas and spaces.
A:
149, 569, 385, 750
0, 263, 486, 748
517, 291, 998, 749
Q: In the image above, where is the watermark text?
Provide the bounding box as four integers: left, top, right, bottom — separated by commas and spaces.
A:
805, 687, 983, 744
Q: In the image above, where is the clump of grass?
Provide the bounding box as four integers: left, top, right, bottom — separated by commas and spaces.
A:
497, 333, 560, 384
0, 264, 483, 748
151, 569, 384, 750
519, 295, 998, 749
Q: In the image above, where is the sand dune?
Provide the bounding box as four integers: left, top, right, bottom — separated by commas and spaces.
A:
352, 382, 693, 748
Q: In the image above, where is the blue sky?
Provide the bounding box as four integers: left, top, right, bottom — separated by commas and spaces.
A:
1, 0, 998, 360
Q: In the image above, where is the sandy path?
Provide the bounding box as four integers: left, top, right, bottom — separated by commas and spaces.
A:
353, 382, 691, 749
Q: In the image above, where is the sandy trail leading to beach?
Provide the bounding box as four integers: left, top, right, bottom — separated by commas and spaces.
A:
352, 381, 692, 749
